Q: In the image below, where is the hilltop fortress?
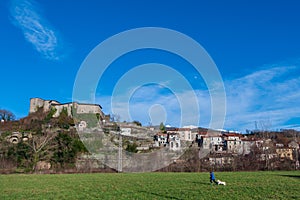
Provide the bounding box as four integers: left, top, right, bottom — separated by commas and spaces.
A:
29, 97, 104, 119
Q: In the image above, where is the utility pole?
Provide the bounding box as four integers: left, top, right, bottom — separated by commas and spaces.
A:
118, 127, 122, 172
255, 121, 258, 131
294, 131, 299, 170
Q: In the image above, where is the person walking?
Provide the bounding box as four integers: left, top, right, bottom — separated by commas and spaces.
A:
210, 171, 218, 185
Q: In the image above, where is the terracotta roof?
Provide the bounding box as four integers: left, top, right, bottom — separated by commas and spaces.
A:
223, 133, 241, 137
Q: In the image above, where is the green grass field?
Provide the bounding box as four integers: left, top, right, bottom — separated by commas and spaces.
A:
1, 171, 299, 199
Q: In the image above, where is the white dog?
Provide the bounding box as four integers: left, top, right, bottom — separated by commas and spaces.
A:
217, 180, 226, 185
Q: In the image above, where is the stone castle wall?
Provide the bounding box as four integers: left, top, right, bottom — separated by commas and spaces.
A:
29, 98, 45, 113
29, 98, 104, 119
75, 104, 102, 114
29, 98, 60, 113
52, 103, 73, 117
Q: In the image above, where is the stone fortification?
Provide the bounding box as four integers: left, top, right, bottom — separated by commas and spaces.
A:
29, 98, 104, 119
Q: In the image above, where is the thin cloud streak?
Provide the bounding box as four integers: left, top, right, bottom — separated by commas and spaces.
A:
10, 0, 63, 60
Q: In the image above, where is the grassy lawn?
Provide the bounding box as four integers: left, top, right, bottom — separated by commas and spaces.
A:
1, 171, 299, 199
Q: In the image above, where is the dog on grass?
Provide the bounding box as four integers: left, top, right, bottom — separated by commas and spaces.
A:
217, 180, 226, 185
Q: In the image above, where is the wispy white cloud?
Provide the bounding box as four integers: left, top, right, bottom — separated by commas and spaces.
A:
10, 0, 64, 60
224, 65, 300, 131
95, 64, 300, 132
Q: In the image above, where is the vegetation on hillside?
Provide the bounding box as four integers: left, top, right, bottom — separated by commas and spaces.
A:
0, 108, 299, 174
0, 108, 87, 173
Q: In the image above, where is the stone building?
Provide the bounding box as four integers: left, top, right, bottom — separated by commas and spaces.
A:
29, 98, 60, 113
166, 128, 193, 141
276, 148, 294, 160
29, 97, 104, 119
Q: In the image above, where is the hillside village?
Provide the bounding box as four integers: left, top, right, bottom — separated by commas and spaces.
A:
0, 97, 300, 173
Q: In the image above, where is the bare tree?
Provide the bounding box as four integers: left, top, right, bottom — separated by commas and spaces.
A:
259, 119, 272, 132
27, 129, 57, 171
110, 114, 120, 122
0, 109, 15, 121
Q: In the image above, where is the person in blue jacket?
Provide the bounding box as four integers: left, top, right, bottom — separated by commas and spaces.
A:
210, 171, 218, 184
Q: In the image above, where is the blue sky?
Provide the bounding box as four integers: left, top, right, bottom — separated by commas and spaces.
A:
1, 0, 300, 132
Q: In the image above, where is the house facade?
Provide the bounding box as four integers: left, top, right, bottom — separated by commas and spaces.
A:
166, 128, 193, 141
276, 148, 293, 160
